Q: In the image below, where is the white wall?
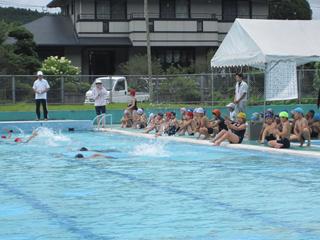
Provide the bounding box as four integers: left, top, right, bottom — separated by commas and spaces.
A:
154, 21, 197, 32
76, 22, 103, 32
109, 22, 129, 32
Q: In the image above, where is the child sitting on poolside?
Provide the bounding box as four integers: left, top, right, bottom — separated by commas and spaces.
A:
145, 112, 164, 134
163, 112, 179, 136
259, 113, 278, 144
212, 112, 247, 146
132, 108, 147, 129
177, 111, 196, 136
198, 108, 214, 139
121, 110, 133, 128
268, 111, 291, 149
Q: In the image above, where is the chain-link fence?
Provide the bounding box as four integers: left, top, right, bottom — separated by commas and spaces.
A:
0, 70, 318, 105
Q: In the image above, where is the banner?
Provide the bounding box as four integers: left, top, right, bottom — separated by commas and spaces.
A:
265, 61, 298, 101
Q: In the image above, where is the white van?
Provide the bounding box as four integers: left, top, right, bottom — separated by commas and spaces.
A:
84, 76, 150, 104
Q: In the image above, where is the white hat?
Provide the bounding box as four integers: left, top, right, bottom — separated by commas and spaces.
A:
197, 108, 204, 114
137, 108, 144, 115
95, 79, 102, 84
37, 71, 43, 76
226, 103, 235, 109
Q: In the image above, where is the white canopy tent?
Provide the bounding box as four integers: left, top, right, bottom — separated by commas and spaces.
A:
211, 19, 320, 101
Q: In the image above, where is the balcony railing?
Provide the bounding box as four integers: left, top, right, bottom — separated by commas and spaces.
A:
77, 13, 268, 22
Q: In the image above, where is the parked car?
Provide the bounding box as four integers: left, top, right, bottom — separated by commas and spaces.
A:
84, 76, 150, 104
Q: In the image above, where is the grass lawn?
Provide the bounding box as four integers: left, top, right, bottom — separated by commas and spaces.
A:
0, 103, 209, 112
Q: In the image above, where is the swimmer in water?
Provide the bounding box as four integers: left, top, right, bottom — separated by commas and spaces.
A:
14, 131, 38, 143
1, 129, 13, 139
79, 147, 120, 153
74, 153, 116, 159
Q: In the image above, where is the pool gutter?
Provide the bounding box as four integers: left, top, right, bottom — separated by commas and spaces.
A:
98, 128, 320, 158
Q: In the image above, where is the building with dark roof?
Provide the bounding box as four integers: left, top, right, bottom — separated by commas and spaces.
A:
26, 0, 269, 75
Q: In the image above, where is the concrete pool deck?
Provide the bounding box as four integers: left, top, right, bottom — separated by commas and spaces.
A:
98, 127, 320, 159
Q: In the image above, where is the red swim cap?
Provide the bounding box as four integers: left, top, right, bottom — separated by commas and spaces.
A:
1, 135, 6, 139
187, 112, 193, 118
212, 109, 221, 117
14, 138, 23, 143
129, 89, 136, 96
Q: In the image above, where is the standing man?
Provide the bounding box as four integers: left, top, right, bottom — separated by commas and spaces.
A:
233, 73, 248, 114
33, 71, 50, 121
92, 79, 108, 127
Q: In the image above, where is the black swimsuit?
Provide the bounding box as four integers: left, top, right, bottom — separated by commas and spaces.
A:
231, 123, 246, 143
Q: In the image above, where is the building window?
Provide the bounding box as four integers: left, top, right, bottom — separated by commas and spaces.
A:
154, 48, 195, 68
111, 0, 127, 20
160, 0, 190, 19
160, 0, 175, 18
96, 0, 111, 19
176, 0, 190, 18
95, 0, 127, 20
222, 0, 237, 21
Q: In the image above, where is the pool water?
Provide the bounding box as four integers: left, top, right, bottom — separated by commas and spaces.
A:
0, 128, 320, 240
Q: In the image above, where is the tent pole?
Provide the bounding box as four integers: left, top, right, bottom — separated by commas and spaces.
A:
264, 63, 267, 120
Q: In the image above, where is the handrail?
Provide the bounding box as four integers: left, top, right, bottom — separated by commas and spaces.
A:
92, 113, 113, 129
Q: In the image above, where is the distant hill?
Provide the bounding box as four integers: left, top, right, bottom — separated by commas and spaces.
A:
0, 6, 49, 24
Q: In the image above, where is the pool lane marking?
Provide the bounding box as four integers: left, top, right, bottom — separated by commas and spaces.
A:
69, 159, 319, 238
0, 182, 112, 240
100, 128, 320, 158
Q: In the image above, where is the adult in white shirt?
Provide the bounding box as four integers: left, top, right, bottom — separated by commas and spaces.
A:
32, 71, 50, 120
92, 79, 108, 127
234, 73, 248, 114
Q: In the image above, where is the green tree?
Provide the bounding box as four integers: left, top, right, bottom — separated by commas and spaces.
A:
0, 22, 40, 74
269, 0, 312, 20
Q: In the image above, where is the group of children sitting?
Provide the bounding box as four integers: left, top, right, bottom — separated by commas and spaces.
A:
258, 107, 320, 148
121, 102, 320, 149
121, 102, 247, 146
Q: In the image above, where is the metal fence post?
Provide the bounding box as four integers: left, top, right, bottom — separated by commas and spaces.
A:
12, 76, 16, 104
298, 69, 302, 104
61, 76, 64, 104
211, 70, 214, 107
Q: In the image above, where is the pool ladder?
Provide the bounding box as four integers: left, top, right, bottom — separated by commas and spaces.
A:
92, 113, 113, 130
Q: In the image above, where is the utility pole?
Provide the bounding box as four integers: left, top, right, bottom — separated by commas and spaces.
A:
144, 0, 153, 100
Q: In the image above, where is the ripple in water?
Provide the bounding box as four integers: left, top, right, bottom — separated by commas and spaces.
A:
130, 140, 170, 158
32, 127, 71, 147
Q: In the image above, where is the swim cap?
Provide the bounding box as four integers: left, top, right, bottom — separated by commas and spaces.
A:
226, 103, 235, 109
171, 112, 176, 116
14, 138, 23, 143
180, 108, 186, 112
237, 112, 246, 119
157, 112, 164, 117
279, 111, 289, 118
165, 112, 172, 118
129, 89, 136, 96
265, 113, 273, 119
187, 108, 193, 113
212, 109, 221, 117
137, 108, 144, 115
292, 107, 304, 115
187, 112, 193, 118
197, 108, 205, 114
313, 113, 320, 121
75, 153, 84, 158
1, 135, 6, 139
80, 147, 88, 151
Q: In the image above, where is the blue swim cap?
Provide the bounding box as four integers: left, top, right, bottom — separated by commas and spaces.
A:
314, 113, 320, 121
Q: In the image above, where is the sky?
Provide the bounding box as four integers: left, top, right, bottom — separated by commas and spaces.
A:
0, 0, 319, 19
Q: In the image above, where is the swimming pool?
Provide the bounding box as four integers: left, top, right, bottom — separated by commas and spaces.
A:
1, 128, 320, 240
